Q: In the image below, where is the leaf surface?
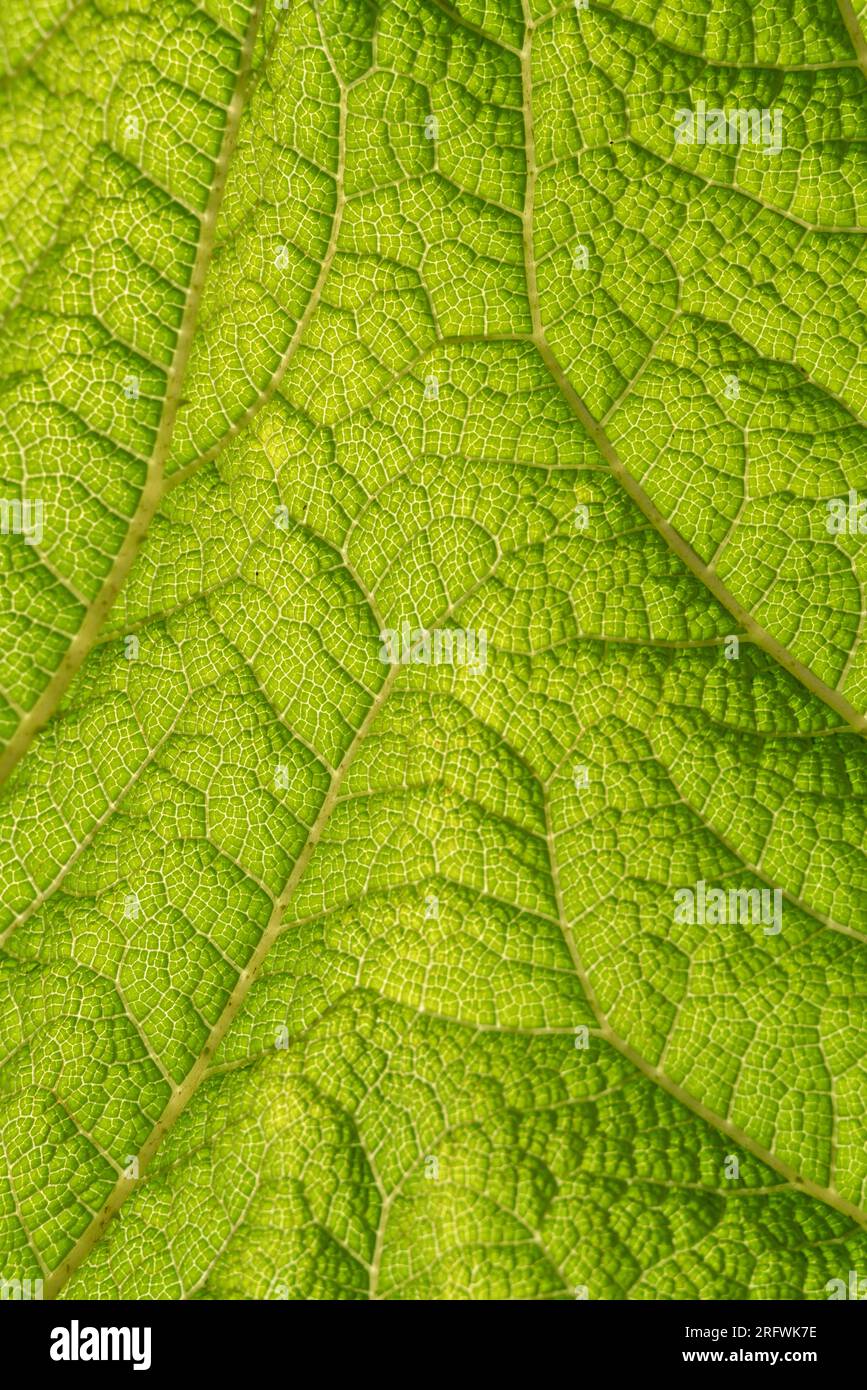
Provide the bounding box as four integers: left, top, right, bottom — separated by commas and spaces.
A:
0, 0, 866, 1300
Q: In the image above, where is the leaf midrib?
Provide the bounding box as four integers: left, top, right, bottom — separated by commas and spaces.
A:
6, 0, 863, 796
20, 0, 867, 1295
517, 5, 867, 737
838, 0, 867, 74
0, 0, 272, 788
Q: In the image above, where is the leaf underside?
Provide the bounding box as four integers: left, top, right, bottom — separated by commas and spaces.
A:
0, 0, 866, 1300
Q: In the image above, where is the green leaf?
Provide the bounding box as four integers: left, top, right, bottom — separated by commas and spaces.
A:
1, 0, 866, 1300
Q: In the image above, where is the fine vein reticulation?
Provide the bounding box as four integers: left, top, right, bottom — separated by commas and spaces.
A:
0, 0, 866, 1300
